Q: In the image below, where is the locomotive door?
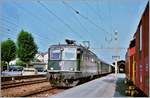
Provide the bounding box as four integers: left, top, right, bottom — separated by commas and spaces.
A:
132, 56, 136, 84
77, 48, 82, 71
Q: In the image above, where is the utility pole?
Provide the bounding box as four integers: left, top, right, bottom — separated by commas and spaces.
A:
82, 41, 90, 49
114, 31, 119, 77
88, 32, 121, 77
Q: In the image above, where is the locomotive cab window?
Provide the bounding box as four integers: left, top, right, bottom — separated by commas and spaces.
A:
50, 48, 62, 60
62, 48, 77, 60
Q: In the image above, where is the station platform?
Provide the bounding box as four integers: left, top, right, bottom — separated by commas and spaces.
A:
49, 73, 126, 98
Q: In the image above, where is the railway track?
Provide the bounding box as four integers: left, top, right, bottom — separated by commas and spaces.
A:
1, 78, 48, 89
1, 74, 46, 82
20, 86, 57, 97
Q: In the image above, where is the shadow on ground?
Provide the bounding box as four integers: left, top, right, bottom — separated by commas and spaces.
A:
113, 74, 127, 97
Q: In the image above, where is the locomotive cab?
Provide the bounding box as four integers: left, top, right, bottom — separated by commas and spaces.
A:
47, 44, 83, 87
48, 45, 81, 71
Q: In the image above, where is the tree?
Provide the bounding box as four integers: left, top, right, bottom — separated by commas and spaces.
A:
16, 59, 26, 67
1, 38, 16, 70
17, 30, 38, 67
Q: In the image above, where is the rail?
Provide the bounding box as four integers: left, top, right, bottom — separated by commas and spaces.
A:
1, 78, 47, 89
21, 87, 57, 97
1, 74, 46, 82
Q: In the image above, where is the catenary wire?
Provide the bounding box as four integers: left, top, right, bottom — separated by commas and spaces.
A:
37, 0, 85, 40
62, 1, 98, 40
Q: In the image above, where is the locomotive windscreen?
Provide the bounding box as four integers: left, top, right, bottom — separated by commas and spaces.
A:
62, 48, 77, 60
48, 46, 78, 71
50, 49, 61, 60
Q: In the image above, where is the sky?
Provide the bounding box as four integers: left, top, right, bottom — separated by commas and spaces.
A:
0, 0, 148, 64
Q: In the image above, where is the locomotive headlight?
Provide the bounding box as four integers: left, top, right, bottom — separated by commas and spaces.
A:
70, 67, 74, 71
91, 58, 94, 62
50, 67, 54, 70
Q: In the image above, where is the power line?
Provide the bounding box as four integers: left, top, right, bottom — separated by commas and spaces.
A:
1, 18, 51, 44
62, 1, 97, 40
90, 47, 126, 51
1, 22, 17, 31
0, 20, 54, 49
62, 1, 110, 35
0, 18, 19, 27
0, 24, 52, 46
96, 0, 103, 24
0, 18, 20, 35
12, 1, 59, 42
0, 26, 12, 32
13, 1, 65, 38
63, 1, 114, 46
86, 1, 113, 44
12, 2, 56, 38
0, 26, 17, 38
108, 0, 114, 32
3, 15, 18, 23
37, 0, 84, 40
63, 1, 114, 48
0, 17, 48, 41
84, 1, 102, 24
84, 1, 113, 44
11, 1, 83, 47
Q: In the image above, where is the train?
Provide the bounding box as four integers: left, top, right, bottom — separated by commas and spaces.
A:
47, 39, 114, 87
125, 2, 149, 96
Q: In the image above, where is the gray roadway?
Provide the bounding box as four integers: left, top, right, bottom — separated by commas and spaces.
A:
49, 73, 126, 98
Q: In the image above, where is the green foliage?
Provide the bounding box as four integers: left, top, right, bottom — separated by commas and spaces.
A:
1, 38, 16, 65
16, 59, 26, 66
1, 61, 7, 66
17, 30, 38, 64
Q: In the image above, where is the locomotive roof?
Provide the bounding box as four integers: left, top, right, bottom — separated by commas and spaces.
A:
50, 44, 97, 56
50, 44, 81, 48
49, 43, 111, 66
50, 44, 93, 51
